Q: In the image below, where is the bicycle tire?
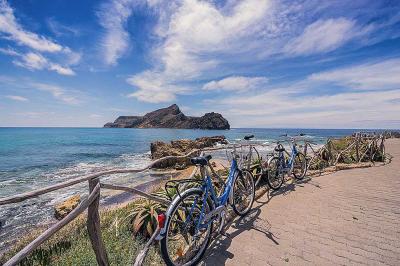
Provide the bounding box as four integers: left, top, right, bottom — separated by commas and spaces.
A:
266, 157, 284, 190
160, 189, 213, 266
232, 169, 255, 216
292, 152, 307, 180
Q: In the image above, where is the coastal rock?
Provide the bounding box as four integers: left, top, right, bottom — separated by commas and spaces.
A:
150, 136, 227, 168
54, 195, 81, 220
104, 104, 230, 130
104, 116, 143, 128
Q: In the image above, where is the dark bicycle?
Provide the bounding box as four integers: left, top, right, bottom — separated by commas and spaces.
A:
267, 134, 307, 190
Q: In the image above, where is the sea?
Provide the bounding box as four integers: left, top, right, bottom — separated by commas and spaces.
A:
0, 127, 382, 251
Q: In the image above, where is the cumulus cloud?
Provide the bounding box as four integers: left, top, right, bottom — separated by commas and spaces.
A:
126, 71, 188, 103
203, 76, 268, 92
284, 18, 356, 56
309, 58, 400, 90
125, 0, 382, 103
127, 0, 272, 102
5, 95, 29, 101
97, 0, 134, 66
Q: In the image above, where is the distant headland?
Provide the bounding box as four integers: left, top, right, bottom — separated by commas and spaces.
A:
104, 104, 230, 130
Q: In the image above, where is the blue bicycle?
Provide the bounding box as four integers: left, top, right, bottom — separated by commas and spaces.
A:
266, 135, 308, 190
158, 154, 255, 265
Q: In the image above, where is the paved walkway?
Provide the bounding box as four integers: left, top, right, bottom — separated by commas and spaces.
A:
204, 139, 400, 266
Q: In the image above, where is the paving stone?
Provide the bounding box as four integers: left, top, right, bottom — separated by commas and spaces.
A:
204, 139, 400, 265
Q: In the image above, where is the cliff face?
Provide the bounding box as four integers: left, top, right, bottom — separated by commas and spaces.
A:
104, 104, 230, 130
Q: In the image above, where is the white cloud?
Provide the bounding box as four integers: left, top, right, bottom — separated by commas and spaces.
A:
49, 63, 75, 76
309, 58, 400, 90
46, 17, 80, 37
0, 46, 19, 56
127, 0, 272, 102
208, 88, 400, 128
12, 52, 75, 76
0, 0, 80, 75
123, 1, 399, 103
0, 0, 62, 52
202, 76, 268, 92
284, 18, 356, 56
31, 82, 81, 105
13, 52, 48, 70
205, 57, 400, 128
97, 0, 134, 66
5, 95, 28, 101
126, 71, 188, 103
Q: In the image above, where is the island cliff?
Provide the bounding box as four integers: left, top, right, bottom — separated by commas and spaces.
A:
104, 104, 230, 130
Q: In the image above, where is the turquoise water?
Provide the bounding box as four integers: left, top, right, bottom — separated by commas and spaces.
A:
0, 127, 359, 180
0, 127, 372, 250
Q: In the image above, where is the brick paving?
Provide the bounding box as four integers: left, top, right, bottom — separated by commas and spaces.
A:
204, 139, 400, 265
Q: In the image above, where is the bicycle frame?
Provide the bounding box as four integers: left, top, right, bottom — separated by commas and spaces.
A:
276, 141, 299, 174
158, 157, 240, 239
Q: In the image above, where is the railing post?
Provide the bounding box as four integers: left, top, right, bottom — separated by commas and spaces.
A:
87, 178, 109, 266
355, 134, 360, 162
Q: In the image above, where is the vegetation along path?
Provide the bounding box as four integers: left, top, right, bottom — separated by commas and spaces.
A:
204, 139, 400, 266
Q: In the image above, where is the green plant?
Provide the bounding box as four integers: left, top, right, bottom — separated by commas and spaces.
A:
128, 200, 164, 238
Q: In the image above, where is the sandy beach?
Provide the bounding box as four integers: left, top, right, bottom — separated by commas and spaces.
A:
204, 138, 400, 265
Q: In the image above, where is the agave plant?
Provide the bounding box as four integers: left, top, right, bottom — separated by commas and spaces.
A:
129, 200, 164, 237
114, 199, 165, 238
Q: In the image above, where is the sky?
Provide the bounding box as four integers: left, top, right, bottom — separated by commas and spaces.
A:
0, 0, 400, 129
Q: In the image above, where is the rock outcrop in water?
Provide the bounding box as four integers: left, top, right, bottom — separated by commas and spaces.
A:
104, 104, 230, 130
54, 195, 81, 220
150, 135, 227, 168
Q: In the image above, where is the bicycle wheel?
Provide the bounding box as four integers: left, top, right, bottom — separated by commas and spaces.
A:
231, 169, 255, 216
292, 152, 307, 180
160, 189, 213, 266
266, 157, 284, 190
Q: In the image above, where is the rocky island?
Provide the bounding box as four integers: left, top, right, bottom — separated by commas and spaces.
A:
104, 104, 230, 130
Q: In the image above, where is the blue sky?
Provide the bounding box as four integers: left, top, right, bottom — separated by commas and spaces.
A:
0, 0, 400, 128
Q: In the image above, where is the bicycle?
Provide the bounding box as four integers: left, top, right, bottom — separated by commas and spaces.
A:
157, 152, 255, 265
238, 135, 272, 188
267, 134, 307, 190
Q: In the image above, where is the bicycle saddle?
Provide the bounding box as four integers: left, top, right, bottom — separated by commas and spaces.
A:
190, 154, 212, 166
244, 135, 254, 140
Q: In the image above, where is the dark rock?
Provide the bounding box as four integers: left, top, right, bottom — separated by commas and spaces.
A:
104, 116, 143, 128
150, 135, 227, 168
104, 104, 230, 130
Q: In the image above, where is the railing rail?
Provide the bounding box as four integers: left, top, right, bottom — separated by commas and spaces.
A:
3, 183, 101, 266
